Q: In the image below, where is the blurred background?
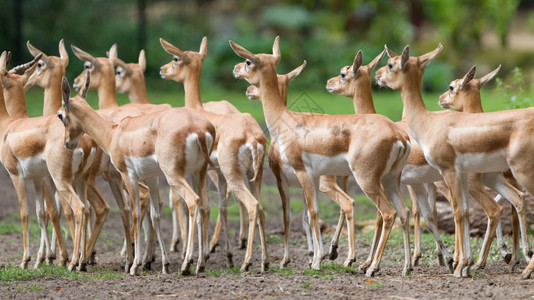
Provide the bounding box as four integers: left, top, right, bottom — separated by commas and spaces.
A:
1, 0, 534, 120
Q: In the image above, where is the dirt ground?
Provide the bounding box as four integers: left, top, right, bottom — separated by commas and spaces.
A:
1, 167, 534, 300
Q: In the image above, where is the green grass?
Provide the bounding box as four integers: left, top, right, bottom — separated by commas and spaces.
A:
0, 263, 124, 282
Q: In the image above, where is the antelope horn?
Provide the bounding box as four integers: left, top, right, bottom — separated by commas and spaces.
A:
9, 53, 43, 74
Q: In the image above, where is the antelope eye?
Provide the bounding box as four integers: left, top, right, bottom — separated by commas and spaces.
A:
116, 70, 121, 76
57, 113, 63, 121
84, 64, 90, 70
449, 86, 454, 91
37, 62, 42, 68
246, 60, 251, 66
341, 73, 346, 78
173, 57, 179, 63
388, 63, 393, 69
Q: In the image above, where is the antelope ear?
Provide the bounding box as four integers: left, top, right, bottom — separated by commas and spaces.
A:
400, 45, 410, 70
108, 43, 118, 62
479, 64, 501, 87
418, 43, 443, 70
138, 50, 146, 72
0, 51, 7, 76
352, 50, 363, 76
61, 76, 71, 110
199, 36, 208, 59
80, 70, 90, 99
461, 65, 477, 90
27, 41, 54, 68
159, 38, 190, 63
287, 60, 307, 82
385, 45, 398, 58
272, 36, 280, 62
58, 39, 69, 66
71, 45, 99, 68
229, 40, 261, 66
367, 49, 386, 72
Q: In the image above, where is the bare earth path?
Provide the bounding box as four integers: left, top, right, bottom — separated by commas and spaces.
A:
0, 167, 533, 299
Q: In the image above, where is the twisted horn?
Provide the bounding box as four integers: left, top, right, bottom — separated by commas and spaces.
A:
9, 53, 43, 74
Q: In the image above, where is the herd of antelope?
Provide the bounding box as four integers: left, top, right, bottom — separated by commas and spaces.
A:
1, 35, 534, 279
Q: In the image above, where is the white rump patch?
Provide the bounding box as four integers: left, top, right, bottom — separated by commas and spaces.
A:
16, 154, 48, 179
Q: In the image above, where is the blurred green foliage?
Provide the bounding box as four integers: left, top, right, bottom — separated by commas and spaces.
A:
1, 0, 533, 93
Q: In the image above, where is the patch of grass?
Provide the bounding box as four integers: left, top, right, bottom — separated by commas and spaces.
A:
105, 240, 114, 247
16, 283, 42, 292
267, 266, 296, 276
0, 263, 123, 282
299, 280, 311, 289
204, 266, 242, 278
303, 263, 356, 277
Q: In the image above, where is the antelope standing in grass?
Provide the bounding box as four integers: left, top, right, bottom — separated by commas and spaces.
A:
230, 37, 412, 276
376, 44, 534, 278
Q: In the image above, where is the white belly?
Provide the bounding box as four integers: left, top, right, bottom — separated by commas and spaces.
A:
303, 152, 352, 177
456, 151, 509, 173
16, 154, 48, 179
401, 164, 442, 184
125, 155, 163, 180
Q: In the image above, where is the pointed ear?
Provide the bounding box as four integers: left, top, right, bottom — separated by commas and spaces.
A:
159, 38, 190, 63
385, 45, 398, 58
199, 36, 208, 59
272, 36, 281, 62
400, 45, 410, 69
27, 40, 54, 68
367, 49, 386, 72
0, 51, 7, 76
229, 40, 261, 66
108, 43, 118, 62
80, 70, 90, 99
71, 45, 99, 67
418, 43, 443, 69
287, 60, 307, 82
479, 64, 501, 87
58, 39, 69, 66
138, 50, 146, 72
461, 65, 477, 89
352, 51, 363, 75
61, 76, 71, 110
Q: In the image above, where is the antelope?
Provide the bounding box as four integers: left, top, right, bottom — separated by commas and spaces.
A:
439, 65, 529, 270
230, 37, 412, 276
71, 44, 173, 271
0, 51, 90, 271
159, 37, 269, 272
24, 41, 138, 270
326, 49, 454, 270
246, 62, 360, 268
59, 70, 216, 275
375, 44, 533, 278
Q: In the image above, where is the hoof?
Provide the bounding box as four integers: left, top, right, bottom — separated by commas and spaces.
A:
504, 253, 512, 264
307, 251, 314, 257
226, 253, 234, 268
88, 251, 97, 265
328, 245, 339, 260
46, 254, 56, 265
280, 257, 290, 269
446, 258, 454, 274
130, 264, 141, 276
124, 262, 132, 273
169, 240, 179, 253
359, 262, 370, 273
210, 243, 219, 254
58, 258, 68, 268
77, 262, 87, 272
142, 261, 152, 271
529, 250, 533, 259
522, 269, 532, 279
471, 263, 485, 271
310, 260, 321, 270
240, 262, 252, 272
262, 262, 269, 272
180, 268, 191, 276
195, 265, 205, 274
461, 265, 471, 278
402, 267, 413, 276
365, 267, 379, 277
68, 263, 78, 272
452, 260, 458, 270
343, 259, 353, 268
162, 263, 170, 274
412, 254, 421, 267
20, 257, 30, 270
507, 260, 518, 272
238, 239, 247, 250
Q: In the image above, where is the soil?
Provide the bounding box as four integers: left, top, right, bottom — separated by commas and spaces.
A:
0, 167, 533, 300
